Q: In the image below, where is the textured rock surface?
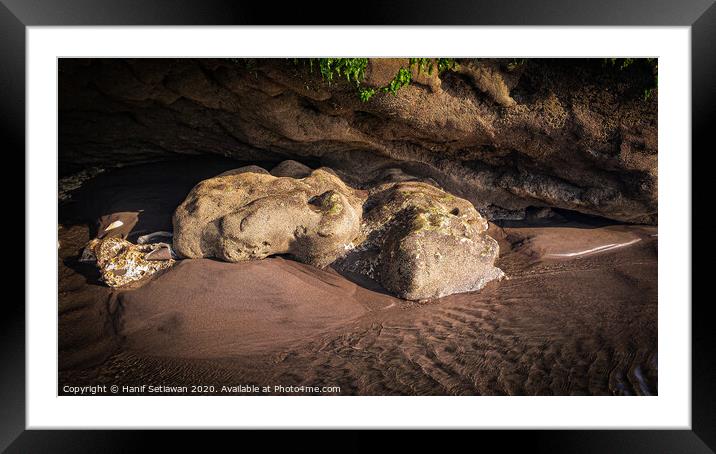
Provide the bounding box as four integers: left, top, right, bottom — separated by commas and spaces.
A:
270, 159, 312, 178
333, 180, 503, 299
173, 167, 363, 267
59, 58, 657, 223
82, 237, 175, 288
342, 181, 503, 300
174, 163, 503, 300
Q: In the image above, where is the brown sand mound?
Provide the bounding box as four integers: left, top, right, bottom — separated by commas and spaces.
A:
117, 257, 392, 357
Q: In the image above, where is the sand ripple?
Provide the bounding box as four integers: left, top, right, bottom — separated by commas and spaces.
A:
58, 160, 657, 395
60, 225, 657, 395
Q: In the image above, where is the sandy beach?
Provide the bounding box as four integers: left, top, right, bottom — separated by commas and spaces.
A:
58, 158, 657, 395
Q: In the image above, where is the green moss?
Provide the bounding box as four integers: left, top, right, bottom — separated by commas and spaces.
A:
293, 58, 458, 102
325, 201, 343, 216
319, 192, 343, 215
410, 209, 451, 234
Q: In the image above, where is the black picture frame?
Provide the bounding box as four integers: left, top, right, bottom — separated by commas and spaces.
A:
3, 0, 711, 451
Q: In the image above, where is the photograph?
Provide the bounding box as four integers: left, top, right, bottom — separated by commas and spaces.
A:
5, 0, 709, 446
57, 57, 659, 396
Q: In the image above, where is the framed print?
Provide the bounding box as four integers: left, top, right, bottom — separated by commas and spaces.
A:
4, 0, 713, 450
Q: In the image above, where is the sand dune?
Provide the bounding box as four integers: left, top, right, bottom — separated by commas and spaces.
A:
118, 258, 390, 357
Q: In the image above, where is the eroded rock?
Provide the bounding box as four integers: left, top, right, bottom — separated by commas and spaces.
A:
59, 58, 658, 224
82, 237, 175, 288
335, 180, 503, 300
172, 168, 363, 267
270, 160, 312, 178
173, 163, 503, 300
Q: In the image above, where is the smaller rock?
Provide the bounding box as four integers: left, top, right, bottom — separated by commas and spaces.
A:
144, 243, 174, 261
137, 231, 173, 244
83, 237, 175, 287
271, 160, 312, 178
217, 165, 269, 177
97, 211, 140, 239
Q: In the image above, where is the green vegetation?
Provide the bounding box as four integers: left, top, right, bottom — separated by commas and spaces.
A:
236, 57, 658, 102
358, 87, 376, 102
312, 58, 369, 85
506, 58, 526, 71
604, 58, 658, 100
408, 58, 457, 75
295, 58, 457, 102
384, 67, 413, 95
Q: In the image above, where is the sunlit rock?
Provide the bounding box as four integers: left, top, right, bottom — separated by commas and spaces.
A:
174, 164, 503, 300
82, 237, 175, 288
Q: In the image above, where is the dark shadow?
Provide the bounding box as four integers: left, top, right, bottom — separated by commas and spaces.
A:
62, 255, 103, 286
495, 206, 629, 229
331, 267, 394, 296
59, 156, 281, 238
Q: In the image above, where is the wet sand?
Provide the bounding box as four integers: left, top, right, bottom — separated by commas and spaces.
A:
58, 158, 657, 395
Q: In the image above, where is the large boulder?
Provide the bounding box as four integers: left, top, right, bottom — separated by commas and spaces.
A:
335, 181, 503, 300
381, 215, 503, 300
174, 164, 504, 300
172, 168, 363, 267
